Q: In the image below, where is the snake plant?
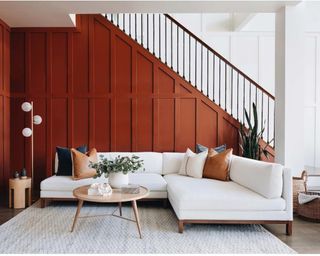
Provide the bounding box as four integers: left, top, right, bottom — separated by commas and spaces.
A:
239, 103, 271, 160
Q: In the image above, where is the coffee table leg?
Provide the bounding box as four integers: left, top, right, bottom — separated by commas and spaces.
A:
71, 200, 83, 232
132, 200, 142, 239
118, 202, 122, 216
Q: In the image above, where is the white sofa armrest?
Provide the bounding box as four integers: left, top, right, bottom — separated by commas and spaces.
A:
282, 168, 293, 220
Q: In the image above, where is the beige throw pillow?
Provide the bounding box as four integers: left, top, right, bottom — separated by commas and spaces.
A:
71, 148, 98, 180
179, 148, 208, 178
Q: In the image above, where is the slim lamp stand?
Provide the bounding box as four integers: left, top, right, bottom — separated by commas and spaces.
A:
21, 101, 42, 202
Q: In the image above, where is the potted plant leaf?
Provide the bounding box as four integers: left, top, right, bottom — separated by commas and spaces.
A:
239, 102, 273, 160
90, 155, 144, 188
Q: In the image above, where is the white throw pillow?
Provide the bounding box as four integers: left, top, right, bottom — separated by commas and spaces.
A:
179, 148, 208, 178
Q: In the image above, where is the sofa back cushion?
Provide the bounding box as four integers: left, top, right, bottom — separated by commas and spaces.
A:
162, 152, 185, 175
132, 152, 163, 174
229, 155, 283, 199
97, 152, 163, 174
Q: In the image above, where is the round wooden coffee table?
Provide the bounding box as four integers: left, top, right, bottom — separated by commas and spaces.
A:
71, 185, 149, 238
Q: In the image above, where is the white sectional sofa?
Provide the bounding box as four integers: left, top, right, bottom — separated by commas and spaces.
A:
40, 151, 293, 235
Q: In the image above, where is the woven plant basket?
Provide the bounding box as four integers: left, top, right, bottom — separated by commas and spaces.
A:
297, 192, 320, 221
293, 170, 307, 213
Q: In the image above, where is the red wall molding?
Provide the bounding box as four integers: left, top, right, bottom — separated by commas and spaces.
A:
0, 19, 10, 204
9, 15, 274, 194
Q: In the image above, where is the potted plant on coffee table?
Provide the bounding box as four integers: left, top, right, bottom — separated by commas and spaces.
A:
90, 155, 144, 188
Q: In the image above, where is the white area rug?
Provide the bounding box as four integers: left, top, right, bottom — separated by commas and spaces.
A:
0, 201, 295, 254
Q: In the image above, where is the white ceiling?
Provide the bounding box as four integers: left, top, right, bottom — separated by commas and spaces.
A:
0, 0, 300, 27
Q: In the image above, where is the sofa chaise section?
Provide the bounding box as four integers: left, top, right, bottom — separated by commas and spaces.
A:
164, 156, 293, 235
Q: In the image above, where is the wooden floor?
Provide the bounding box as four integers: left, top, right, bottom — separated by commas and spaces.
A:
0, 203, 319, 254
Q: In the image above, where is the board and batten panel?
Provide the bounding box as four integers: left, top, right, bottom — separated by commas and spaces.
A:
136, 98, 153, 151
52, 98, 68, 150
114, 98, 132, 151
93, 19, 111, 93
0, 95, 10, 203
115, 36, 132, 94
73, 99, 89, 147
197, 100, 218, 149
94, 98, 111, 152
176, 98, 196, 152
156, 99, 175, 152
8, 15, 252, 199
52, 33, 68, 94
10, 32, 25, 93
73, 16, 90, 93
136, 52, 154, 151
29, 33, 47, 94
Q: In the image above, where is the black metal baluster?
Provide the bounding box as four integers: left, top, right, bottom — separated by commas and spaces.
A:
165, 17, 167, 64
195, 42, 197, 88
171, 20, 173, 68
201, 45, 203, 92
267, 97, 270, 143
225, 62, 227, 111
111, 14, 114, 22
189, 35, 191, 83
135, 14, 137, 41
255, 86, 258, 109
123, 13, 125, 31
153, 14, 155, 54
159, 14, 161, 60
147, 14, 149, 50
219, 59, 221, 106
129, 14, 132, 36
207, 49, 209, 97
177, 25, 179, 73
117, 13, 119, 27
273, 105, 275, 147
141, 14, 143, 46
261, 92, 264, 139
243, 78, 245, 124
213, 54, 215, 102
231, 68, 233, 116
249, 82, 252, 118
183, 31, 185, 78
237, 72, 239, 120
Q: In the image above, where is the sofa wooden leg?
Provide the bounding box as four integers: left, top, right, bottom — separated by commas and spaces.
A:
178, 220, 184, 233
286, 221, 293, 236
40, 198, 46, 208
163, 199, 168, 208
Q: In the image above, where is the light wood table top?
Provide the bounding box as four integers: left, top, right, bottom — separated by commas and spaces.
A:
73, 185, 149, 203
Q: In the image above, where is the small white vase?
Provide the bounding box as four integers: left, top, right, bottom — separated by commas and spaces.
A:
108, 173, 129, 188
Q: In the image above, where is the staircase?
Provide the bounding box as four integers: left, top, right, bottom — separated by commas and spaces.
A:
104, 13, 275, 147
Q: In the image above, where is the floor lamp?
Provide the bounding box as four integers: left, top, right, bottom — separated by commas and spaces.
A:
21, 101, 42, 198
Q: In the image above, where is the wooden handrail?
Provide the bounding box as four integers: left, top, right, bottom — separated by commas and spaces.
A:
164, 14, 275, 100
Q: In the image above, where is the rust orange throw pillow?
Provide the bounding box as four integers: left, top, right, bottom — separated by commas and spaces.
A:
203, 148, 233, 181
71, 148, 98, 180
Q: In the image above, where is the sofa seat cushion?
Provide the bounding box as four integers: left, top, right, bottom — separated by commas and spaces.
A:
129, 173, 167, 191
40, 175, 107, 191
164, 174, 286, 211
41, 173, 167, 192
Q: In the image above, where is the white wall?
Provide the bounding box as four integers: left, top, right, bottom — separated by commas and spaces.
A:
172, 13, 320, 172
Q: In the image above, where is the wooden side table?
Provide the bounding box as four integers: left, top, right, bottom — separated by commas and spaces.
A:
9, 178, 32, 209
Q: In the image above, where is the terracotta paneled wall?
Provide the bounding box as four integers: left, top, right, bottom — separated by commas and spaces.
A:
10, 15, 273, 193
0, 19, 10, 204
